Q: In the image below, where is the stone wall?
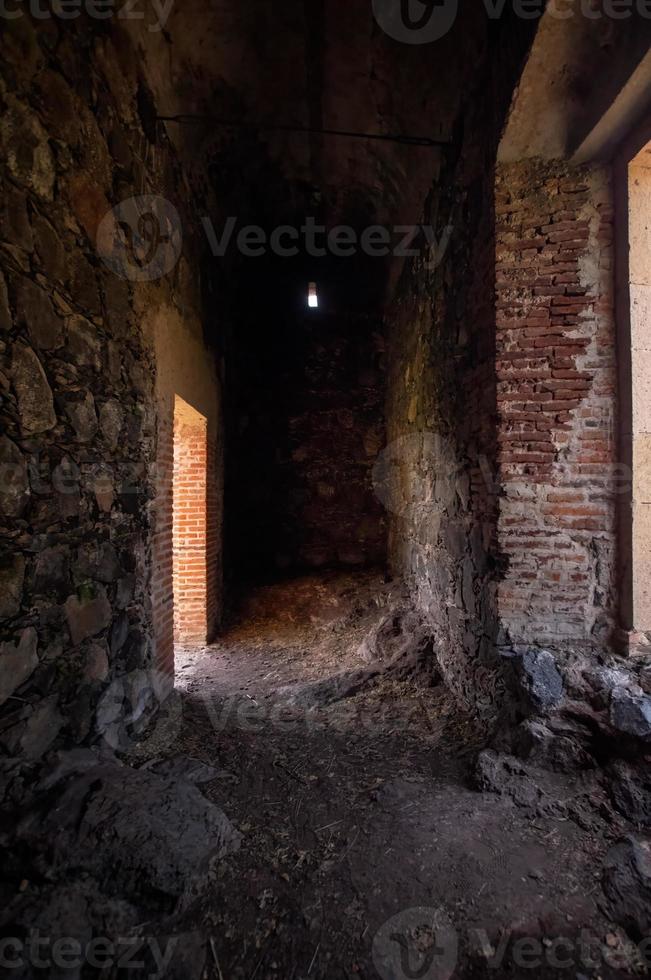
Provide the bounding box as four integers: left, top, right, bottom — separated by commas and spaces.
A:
0, 17, 222, 757
384, 18, 537, 720
495, 160, 618, 653
385, 166, 501, 718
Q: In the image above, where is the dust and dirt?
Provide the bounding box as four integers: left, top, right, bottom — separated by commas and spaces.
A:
136, 573, 641, 979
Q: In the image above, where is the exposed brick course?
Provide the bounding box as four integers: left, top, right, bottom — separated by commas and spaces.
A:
495, 161, 618, 649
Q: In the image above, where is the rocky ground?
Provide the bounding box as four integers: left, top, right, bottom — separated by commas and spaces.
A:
2, 573, 651, 979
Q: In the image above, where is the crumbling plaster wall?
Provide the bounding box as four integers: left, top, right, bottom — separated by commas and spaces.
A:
495, 161, 618, 653
490, 9, 651, 660
387, 14, 635, 718
0, 16, 222, 759
498, 5, 651, 164
385, 18, 539, 719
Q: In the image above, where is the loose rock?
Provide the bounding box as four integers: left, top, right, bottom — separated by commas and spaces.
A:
610, 687, 651, 739
505, 648, 564, 714
602, 836, 651, 937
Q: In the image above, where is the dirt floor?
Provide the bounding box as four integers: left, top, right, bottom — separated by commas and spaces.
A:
128, 573, 644, 979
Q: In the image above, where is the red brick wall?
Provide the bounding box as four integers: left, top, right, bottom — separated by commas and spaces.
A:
152, 395, 221, 675
173, 413, 208, 644
495, 161, 618, 650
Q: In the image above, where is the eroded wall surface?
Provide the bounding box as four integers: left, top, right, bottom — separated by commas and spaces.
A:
385, 17, 537, 720
0, 17, 222, 756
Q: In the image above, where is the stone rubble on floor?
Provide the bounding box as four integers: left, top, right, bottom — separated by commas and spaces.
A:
1, 749, 240, 979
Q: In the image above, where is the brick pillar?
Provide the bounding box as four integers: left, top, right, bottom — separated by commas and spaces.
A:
173, 407, 209, 644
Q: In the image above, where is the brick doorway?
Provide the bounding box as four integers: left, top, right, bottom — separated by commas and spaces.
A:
173, 395, 209, 645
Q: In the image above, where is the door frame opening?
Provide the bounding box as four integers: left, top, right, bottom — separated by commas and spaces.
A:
615, 118, 651, 637
173, 394, 209, 646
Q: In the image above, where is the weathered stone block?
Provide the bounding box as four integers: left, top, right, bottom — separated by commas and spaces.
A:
83, 642, 109, 683
16, 277, 63, 349
91, 465, 115, 512
2, 695, 63, 760
506, 648, 564, 714
0, 99, 55, 199
32, 546, 70, 596
64, 390, 98, 442
608, 761, 651, 828
0, 627, 38, 706
610, 687, 651, 739
109, 611, 129, 655
52, 456, 81, 518
99, 399, 124, 449
11, 343, 57, 433
74, 540, 121, 584
0, 554, 25, 618
0, 184, 33, 251
18, 754, 241, 899
0, 270, 11, 332
66, 314, 101, 370
106, 340, 122, 381
67, 174, 110, 245
32, 213, 67, 283
68, 253, 101, 316
64, 586, 112, 645
0, 436, 30, 517
602, 836, 651, 936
